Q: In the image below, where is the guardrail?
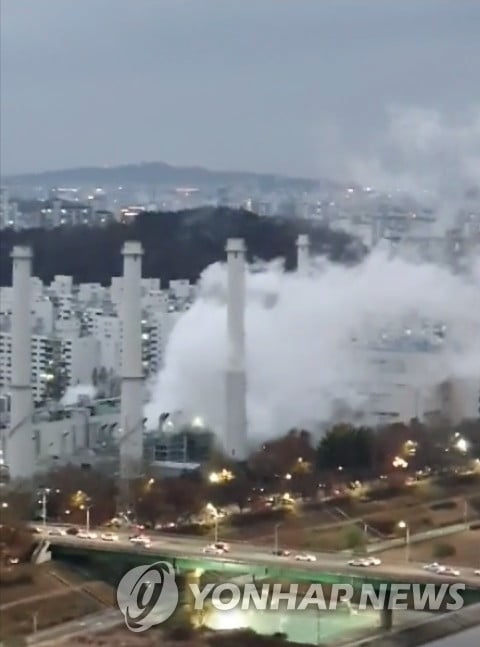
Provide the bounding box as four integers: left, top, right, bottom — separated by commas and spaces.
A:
364, 522, 471, 554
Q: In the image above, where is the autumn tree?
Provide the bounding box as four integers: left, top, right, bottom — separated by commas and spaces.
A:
41, 465, 116, 525
317, 424, 375, 476
0, 487, 35, 562
248, 429, 315, 484
134, 474, 207, 526
207, 468, 251, 511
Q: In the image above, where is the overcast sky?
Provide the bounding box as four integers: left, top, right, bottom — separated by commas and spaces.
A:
1, 0, 479, 177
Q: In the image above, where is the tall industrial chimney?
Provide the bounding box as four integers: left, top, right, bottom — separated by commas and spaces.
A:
225, 238, 248, 461
8, 246, 34, 478
296, 234, 310, 276
120, 241, 144, 479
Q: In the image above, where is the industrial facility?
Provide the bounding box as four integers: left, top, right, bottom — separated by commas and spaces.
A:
0, 234, 478, 483
0, 236, 255, 481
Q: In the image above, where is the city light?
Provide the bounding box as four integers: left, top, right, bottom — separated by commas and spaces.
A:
209, 469, 234, 484
191, 416, 204, 428
455, 437, 468, 453
393, 456, 408, 469
404, 440, 418, 456
204, 502, 219, 517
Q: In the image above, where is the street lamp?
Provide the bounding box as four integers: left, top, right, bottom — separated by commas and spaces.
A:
274, 523, 281, 554
214, 514, 219, 543
80, 496, 92, 534
38, 488, 51, 528
398, 520, 410, 562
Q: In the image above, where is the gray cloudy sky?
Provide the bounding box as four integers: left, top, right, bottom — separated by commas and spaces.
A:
1, 0, 479, 177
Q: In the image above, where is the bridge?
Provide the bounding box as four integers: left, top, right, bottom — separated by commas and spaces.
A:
40, 530, 480, 631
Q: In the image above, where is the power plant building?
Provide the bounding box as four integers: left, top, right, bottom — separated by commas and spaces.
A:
0, 236, 478, 479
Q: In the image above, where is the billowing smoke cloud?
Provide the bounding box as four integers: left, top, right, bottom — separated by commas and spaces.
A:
61, 384, 96, 406
145, 250, 480, 443
347, 107, 480, 232
349, 106, 480, 196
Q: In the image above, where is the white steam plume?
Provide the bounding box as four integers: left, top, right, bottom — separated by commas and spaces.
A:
145, 250, 480, 442
350, 106, 480, 198
316, 106, 480, 235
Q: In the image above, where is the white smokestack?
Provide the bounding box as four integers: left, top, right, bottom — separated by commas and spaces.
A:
8, 246, 34, 478
225, 238, 248, 460
120, 241, 144, 478
296, 234, 310, 275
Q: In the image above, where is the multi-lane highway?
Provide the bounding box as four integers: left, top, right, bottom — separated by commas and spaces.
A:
37, 526, 480, 589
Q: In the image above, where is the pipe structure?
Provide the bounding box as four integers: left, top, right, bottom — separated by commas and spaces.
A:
296, 234, 310, 276
8, 246, 34, 478
224, 238, 248, 460
119, 241, 144, 481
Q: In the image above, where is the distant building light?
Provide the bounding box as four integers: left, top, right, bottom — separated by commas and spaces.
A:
455, 438, 468, 453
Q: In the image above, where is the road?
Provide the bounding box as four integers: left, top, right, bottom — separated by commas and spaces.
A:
38, 526, 480, 589
25, 609, 121, 646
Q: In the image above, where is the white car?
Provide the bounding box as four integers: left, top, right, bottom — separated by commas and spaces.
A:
441, 567, 460, 577
130, 535, 151, 546
295, 553, 317, 562
364, 557, 382, 566
78, 531, 97, 540
423, 562, 441, 572
203, 544, 225, 555
348, 558, 368, 567
48, 528, 66, 536
474, 570, 480, 576
100, 532, 118, 542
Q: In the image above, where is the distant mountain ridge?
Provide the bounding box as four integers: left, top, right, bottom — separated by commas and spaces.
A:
4, 160, 333, 190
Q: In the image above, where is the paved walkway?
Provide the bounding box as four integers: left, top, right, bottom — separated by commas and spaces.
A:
25, 609, 122, 646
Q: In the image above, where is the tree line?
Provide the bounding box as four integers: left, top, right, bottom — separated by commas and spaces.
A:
3, 416, 478, 533
0, 208, 364, 286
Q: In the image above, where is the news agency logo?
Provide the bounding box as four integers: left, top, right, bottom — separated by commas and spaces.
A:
116, 562, 466, 633
116, 561, 179, 631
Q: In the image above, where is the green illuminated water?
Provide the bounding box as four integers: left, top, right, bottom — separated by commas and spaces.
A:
201, 605, 380, 644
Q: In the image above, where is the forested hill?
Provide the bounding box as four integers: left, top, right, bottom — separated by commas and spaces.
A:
0, 208, 365, 286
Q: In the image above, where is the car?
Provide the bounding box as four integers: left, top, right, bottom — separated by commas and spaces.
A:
66, 527, 79, 535
130, 535, 151, 546
442, 567, 460, 577
28, 526, 42, 534
423, 562, 441, 572
7, 557, 19, 565
474, 570, 480, 576
212, 542, 230, 553
100, 532, 118, 542
364, 557, 382, 566
295, 553, 316, 562
203, 544, 225, 555
77, 531, 97, 539
348, 558, 368, 567
272, 549, 291, 557
48, 528, 66, 536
